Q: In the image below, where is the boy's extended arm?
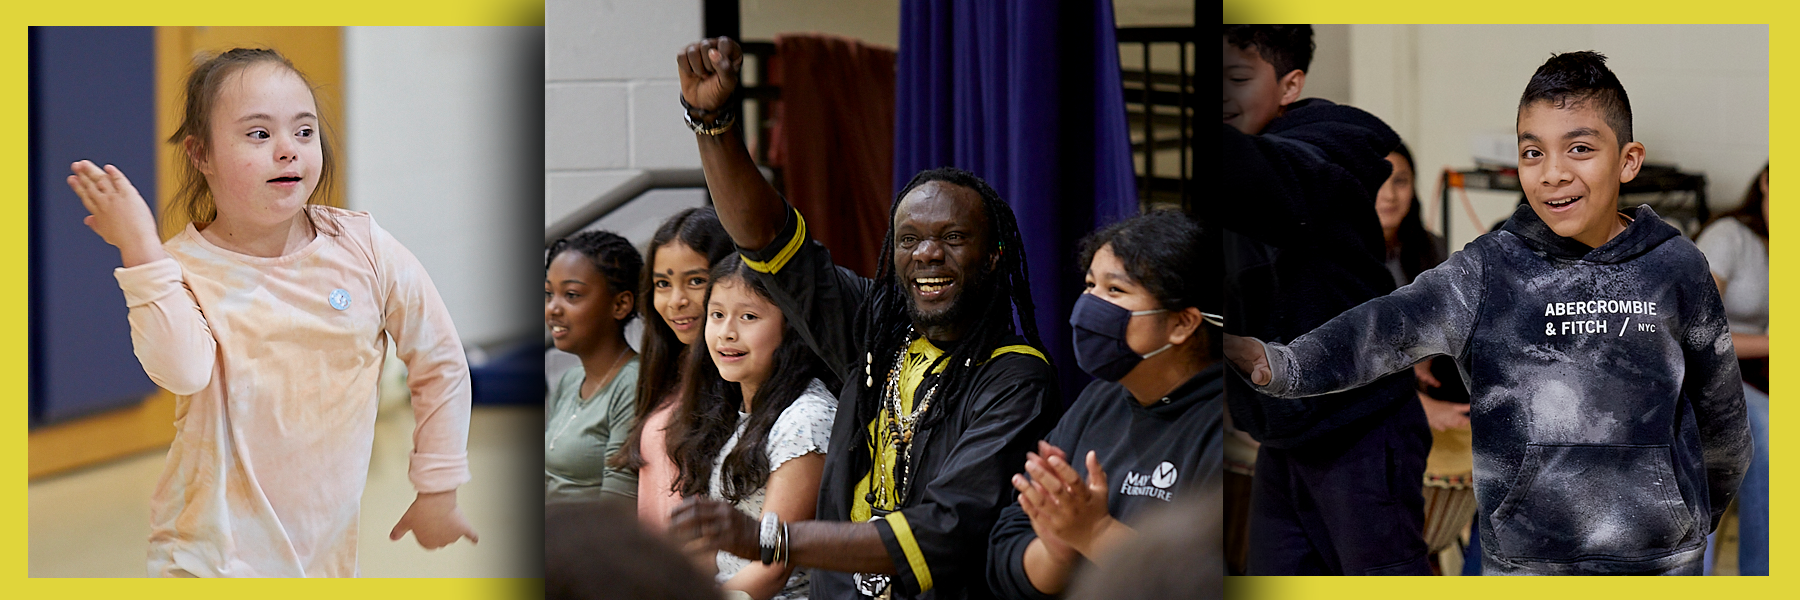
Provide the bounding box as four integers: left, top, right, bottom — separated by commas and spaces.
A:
1244, 247, 1484, 398
1680, 273, 1753, 529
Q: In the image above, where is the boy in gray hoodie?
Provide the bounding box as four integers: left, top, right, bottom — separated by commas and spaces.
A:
1226, 50, 1752, 575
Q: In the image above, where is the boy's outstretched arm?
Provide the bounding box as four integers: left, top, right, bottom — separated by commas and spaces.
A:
1230, 248, 1485, 398
1680, 275, 1753, 529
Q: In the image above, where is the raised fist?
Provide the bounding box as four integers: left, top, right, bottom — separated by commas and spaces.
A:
677, 37, 743, 113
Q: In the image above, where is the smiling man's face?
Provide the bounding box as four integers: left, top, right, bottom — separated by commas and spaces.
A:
892, 181, 995, 341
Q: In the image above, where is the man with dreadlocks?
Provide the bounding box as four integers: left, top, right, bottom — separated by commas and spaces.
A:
667, 37, 1062, 600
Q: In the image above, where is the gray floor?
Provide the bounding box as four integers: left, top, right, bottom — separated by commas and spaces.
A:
29, 405, 540, 578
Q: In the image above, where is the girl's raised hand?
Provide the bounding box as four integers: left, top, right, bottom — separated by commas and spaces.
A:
390, 490, 479, 549
66, 160, 165, 267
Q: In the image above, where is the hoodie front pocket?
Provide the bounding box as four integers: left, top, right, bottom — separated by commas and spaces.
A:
1489, 443, 1694, 562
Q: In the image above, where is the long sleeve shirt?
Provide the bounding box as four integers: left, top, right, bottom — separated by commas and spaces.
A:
119, 206, 471, 577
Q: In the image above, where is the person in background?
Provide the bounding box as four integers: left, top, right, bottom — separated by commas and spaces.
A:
546, 498, 720, 600
545, 230, 644, 504
1695, 163, 1769, 576
1220, 24, 1431, 575
1375, 141, 1478, 573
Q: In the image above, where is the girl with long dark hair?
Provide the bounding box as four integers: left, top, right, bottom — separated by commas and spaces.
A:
609, 207, 738, 532
670, 254, 837, 600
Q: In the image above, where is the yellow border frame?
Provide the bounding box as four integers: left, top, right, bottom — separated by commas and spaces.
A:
10, 1, 544, 595
1226, 1, 1784, 597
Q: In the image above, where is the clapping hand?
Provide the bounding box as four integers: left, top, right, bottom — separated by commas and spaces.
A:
1013, 441, 1119, 559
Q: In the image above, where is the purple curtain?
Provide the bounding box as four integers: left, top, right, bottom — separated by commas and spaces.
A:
894, 0, 1138, 402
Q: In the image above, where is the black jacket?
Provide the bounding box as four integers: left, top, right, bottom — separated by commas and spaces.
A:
1216, 98, 1418, 447
741, 206, 1063, 599
986, 365, 1225, 600
1254, 204, 1753, 574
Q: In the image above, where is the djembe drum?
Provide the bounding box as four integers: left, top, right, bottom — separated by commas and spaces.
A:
1421, 424, 1477, 555
1224, 424, 1257, 575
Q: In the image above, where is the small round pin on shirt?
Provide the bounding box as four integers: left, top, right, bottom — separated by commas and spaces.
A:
329, 288, 352, 311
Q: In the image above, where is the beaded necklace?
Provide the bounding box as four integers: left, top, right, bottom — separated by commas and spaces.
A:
866, 329, 940, 510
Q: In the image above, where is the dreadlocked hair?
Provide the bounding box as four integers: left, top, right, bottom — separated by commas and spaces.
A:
668, 254, 835, 501
609, 207, 736, 472
846, 167, 1044, 468
545, 230, 643, 324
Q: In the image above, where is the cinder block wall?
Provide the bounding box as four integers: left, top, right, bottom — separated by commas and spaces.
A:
545, 0, 703, 229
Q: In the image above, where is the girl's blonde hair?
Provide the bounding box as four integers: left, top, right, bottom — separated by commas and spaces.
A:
165, 47, 338, 237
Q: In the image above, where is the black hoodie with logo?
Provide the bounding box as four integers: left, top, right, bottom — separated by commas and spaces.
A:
1250, 203, 1752, 574
1218, 98, 1420, 448
986, 365, 1224, 599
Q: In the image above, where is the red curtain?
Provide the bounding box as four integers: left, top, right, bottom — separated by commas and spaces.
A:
767, 33, 896, 278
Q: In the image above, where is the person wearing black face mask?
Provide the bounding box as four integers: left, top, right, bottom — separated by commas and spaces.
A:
986, 211, 1226, 600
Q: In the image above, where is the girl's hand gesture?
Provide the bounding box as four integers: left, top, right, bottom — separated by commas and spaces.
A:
390, 490, 480, 549
66, 160, 165, 267
677, 37, 742, 113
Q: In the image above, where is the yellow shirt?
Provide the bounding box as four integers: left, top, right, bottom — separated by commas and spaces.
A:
850, 337, 1044, 521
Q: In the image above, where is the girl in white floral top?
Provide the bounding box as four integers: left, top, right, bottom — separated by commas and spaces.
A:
668, 253, 837, 600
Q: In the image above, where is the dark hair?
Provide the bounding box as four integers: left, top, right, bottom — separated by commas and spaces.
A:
669, 254, 834, 501
1708, 162, 1769, 239
166, 47, 338, 239
1077, 210, 1212, 312
1223, 25, 1314, 78
1076, 210, 1220, 358
610, 207, 737, 472
545, 498, 718, 600
546, 230, 643, 324
1388, 142, 1445, 281
1518, 50, 1633, 145
847, 167, 1044, 474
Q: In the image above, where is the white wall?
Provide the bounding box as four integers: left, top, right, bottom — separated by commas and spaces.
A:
1306, 24, 1351, 104
544, 0, 704, 229
742, 0, 899, 47
1348, 25, 1768, 251
344, 26, 544, 349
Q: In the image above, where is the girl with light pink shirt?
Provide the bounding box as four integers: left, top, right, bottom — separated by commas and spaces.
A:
67, 48, 476, 577
611, 207, 738, 532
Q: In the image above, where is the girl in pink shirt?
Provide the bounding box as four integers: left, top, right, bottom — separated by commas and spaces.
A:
611, 207, 736, 533
67, 48, 477, 577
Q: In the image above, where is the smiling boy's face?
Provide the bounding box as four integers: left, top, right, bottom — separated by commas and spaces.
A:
1516, 99, 1645, 248
1223, 39, 1304, 135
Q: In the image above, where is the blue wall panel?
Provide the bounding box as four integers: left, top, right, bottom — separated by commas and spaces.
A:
30, 27, 161, 425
